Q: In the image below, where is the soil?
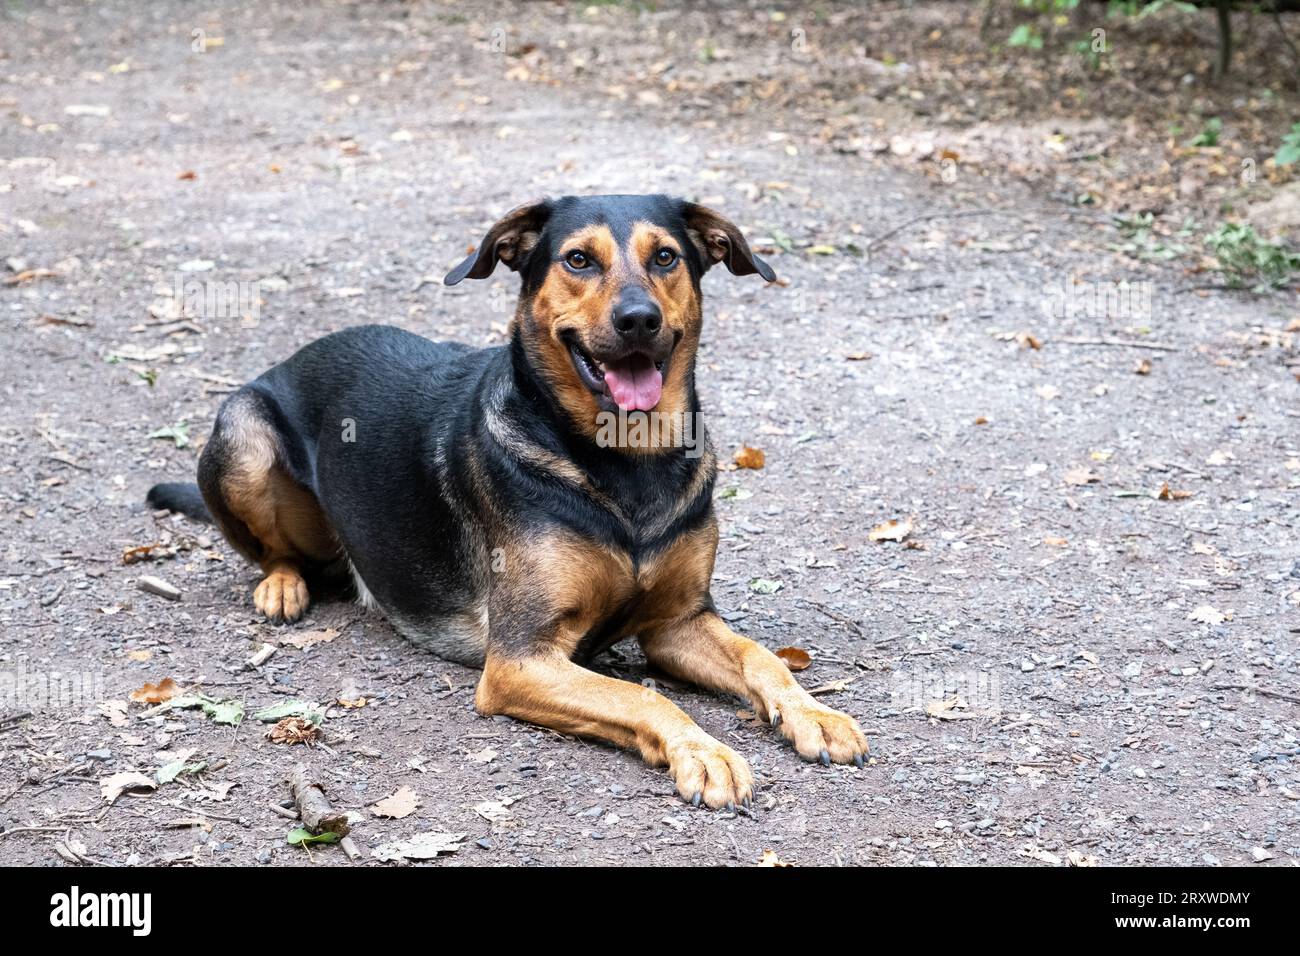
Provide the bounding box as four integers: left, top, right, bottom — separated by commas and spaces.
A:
1, 0, 1297, 867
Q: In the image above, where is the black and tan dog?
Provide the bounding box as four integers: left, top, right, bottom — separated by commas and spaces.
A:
148, 195, 867, 809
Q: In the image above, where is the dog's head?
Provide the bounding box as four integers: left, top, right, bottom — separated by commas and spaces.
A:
445, 194, 774, 434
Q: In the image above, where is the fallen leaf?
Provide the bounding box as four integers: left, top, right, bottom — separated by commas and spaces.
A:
98, 700, 129, 727
126, 649, 152, 662
371, 831, 467, 862
164, 694, 244, 725
1043, 537, 1069, 547
1156, 482, 1193, 500
1134, 358, 1152, 375
122, 543, 160, 564
733, 446, 765, 469
869, 517, 913, 542
748, 577, 783, 594
1188, 605, 1226, 625
282, 627, 339, 650
807, 675, 856, 695
845, 351, 873, 361
128, 677, 180, 705
101, 771, 156, 804
473, 796, 519, 822
254, 700, 324, 725
775, 647, 812, 671
287, 827, 339, 846
757, 849, 792, 867
266, 717, 321, 745
468, 747, 498, 764
371, 786, 420, 819
1063, 467, 1101, 486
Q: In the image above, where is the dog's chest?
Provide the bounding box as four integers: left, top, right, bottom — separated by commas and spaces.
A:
531, 524, 717, 661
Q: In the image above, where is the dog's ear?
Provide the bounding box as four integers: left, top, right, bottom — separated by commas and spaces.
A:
681, 202, 776, 282
444, 200, 552, 285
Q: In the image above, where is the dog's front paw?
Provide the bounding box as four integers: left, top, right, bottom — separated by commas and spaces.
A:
769, 695, 869, 768
665, 732, 754, 810
253, 568, 310, 624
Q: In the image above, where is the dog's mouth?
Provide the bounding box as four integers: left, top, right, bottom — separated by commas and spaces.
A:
566, 337, 667, 412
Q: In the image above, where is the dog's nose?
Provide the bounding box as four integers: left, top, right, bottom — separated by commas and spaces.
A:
611, 293, 662, 342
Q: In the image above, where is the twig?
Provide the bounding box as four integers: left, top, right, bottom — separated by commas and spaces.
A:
1055, 336, 1181, 352
866, 209, 1026, 253
287, 763, 350, 836
1214, 684, 1300, 705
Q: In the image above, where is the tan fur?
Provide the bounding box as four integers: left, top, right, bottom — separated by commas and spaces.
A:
639, 612, 870, 764
521, 222, 702, 445
475, 649, 753, 808
214, 405, 337, 622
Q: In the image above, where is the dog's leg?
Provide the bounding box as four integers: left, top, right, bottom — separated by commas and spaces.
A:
198, 391, 337, 623
640, 611, 869, 766
475, 649, 754, 809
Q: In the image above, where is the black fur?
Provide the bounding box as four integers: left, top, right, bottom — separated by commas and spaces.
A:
146, 195, 773, 666
146, 482, 211, 522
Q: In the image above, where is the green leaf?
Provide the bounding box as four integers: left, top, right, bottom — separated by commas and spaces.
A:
1007, 24, 1043, 49
148, 421, 190, 449
287, 827, 340, 846
1273, 123, 1300, 166
156, 760, 207, 785
165, 694, 245, 726
749, 578, 784, 594
254, 700, 326, 726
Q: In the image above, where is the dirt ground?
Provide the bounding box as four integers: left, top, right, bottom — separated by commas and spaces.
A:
2, 0, 1298, 867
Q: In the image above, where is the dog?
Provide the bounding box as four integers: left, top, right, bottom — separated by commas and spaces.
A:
147, 195, 868, 809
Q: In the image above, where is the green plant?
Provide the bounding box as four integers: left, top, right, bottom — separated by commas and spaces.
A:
1204, 223, 1300, 291
1189, 117, 1222, 148
1275, 123, 1300, 167
1110, 214, 1193, 262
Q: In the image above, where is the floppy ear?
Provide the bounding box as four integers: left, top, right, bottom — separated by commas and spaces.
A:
444, 200, 552, 286
682, 202, 777, 282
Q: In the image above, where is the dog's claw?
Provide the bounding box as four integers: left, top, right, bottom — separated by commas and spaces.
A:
819, 749, 831, 767
770, 709, 781, 728
692, 792, 702, 808
854, 753, 865, 769
743, 796, 752, 810
725, 801, 735, 813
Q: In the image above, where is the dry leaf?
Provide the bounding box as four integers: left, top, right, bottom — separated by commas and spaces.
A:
757, 849, 792, 867
371, 831, 466, 862
371, 786, 420, 820
122, 544, 159, 564
844, 351, 873, 361
1134, 358, 1152, 375
869, 516, 913, 542
733, 446, 765, 470
126, 649, 152, 662
973, 416, 989, 425
474, 797, 519, 822
1156, 482, 1193, 500
266, 716, 321, 745
1063, 467, 1100, 486
101, 771, 156, 804
925, 697, 983, 720
282, 627, 339, 650
98, 700, 129, 727
128, 677, 179, 705
1188, 605, 1226, 626
1042, 537, 1068, 547
775, 647, 812, 672
807, 676, 856, 695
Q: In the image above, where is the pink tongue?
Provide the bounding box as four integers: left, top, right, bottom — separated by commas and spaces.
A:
603, 354, 663, 412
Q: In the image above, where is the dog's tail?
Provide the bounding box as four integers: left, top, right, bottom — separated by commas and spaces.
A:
146, 482, 212, 523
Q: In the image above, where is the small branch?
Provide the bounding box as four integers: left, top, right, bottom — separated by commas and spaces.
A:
287, 763, 351, 836
1214, 683, 1300, 705
1054, 337, 1181, 352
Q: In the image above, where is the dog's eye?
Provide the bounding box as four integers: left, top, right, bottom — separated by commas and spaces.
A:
565, 250, 590, 270
654, 248, 677, 268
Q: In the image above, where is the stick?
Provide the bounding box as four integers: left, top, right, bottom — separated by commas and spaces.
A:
1055, 337, 1181, 352
287, 764, 350, 836
1214, 684, 1300, 705
865, 209, 1026, 253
